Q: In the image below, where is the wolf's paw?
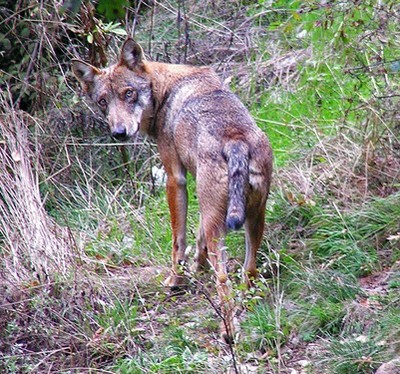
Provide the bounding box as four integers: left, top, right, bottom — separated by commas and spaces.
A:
164, 274, 189, 292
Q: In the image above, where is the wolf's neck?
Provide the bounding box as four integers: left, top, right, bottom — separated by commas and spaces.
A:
143, 61, 220, 105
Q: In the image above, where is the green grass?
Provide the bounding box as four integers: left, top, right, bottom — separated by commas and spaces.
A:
116, 348, 211, 374
319, 306, 400, 373
241, 301, 290, 353
247, 189, 399, 367
248, 0, 400, 169
288, 267, 360, 341
322, 336, 385, 374
308, 193, 400, 275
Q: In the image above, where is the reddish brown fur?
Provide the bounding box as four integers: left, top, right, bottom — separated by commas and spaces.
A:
72, 39, 273, 344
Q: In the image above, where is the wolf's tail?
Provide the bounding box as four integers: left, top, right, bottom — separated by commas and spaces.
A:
223, 140, 249, 231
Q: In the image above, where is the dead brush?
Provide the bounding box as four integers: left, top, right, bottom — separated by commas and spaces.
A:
0, 93, 148, 369
277, 129, 400, 206
0, 91, 76, 284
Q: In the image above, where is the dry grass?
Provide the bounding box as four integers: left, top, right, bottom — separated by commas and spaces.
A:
277, 129, 400, 206
0, 91, 76, 284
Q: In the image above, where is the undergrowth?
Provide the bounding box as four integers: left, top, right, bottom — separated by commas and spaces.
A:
0, 0, 399, 373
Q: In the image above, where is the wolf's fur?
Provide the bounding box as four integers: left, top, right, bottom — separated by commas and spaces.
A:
72, 39, 273, 343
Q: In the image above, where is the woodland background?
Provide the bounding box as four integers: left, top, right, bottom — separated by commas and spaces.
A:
0, 0, 399, 373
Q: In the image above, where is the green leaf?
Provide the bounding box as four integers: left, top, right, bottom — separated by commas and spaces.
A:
97, 0, 129, 21
109, 27, 127, 36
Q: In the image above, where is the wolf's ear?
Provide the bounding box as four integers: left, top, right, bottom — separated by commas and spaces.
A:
71, 60, 101, 93
119, 39, 145, 70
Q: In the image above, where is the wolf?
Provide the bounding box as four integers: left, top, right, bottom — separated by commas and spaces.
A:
72, 38, 273, 343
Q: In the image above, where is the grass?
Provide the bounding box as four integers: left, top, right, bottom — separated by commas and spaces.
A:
0, 0, 399, 373
116, 325, 213, 373
307, 193, 400, 275
242, 301, 290, 353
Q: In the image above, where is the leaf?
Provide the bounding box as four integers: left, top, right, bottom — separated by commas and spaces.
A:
110, 27, 127, 36
102, 22, 127, 36
97, 0, 129, 21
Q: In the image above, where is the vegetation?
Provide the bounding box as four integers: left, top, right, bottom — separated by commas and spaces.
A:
0, 0, 399, 373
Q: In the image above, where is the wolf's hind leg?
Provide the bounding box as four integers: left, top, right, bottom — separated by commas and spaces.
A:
198, 186, 237, 343
192, 215, 210, 272
244, 195, 266, 287
164, 167, 189, 290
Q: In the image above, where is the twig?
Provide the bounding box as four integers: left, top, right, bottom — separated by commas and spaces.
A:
345, 58, 400, 72
374, 94, 400, 99
129, 0, 143, 37
14, 39, 41, 109
148, 0, 155, 57
189, 275, 240, 374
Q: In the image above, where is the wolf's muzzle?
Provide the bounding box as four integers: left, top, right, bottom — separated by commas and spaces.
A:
112, 125, 128, 140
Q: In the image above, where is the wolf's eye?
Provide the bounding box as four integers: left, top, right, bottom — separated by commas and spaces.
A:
98, 98, 107, 107
125, 89, 137, 101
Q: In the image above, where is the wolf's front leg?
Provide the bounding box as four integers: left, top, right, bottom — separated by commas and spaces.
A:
165, 171, 189, 290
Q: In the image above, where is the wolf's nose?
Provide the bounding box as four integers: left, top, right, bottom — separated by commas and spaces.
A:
112, 126, 127, 140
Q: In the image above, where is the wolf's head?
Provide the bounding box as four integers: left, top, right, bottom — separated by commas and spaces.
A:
72, 39, 153, 140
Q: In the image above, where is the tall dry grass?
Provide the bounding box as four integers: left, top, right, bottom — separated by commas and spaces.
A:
0, 90, 76, 284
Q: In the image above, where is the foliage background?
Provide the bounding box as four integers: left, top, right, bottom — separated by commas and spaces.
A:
0, 0, 399, 373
